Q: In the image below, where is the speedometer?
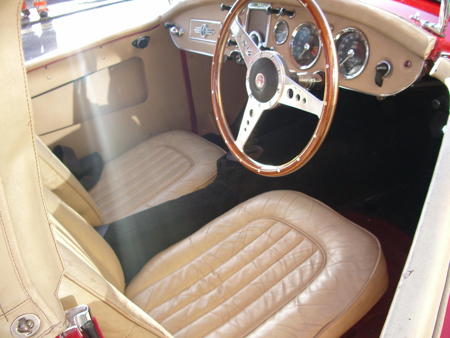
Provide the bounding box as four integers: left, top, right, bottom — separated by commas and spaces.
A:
335, 28, 369, 79
290, 23, 321, 69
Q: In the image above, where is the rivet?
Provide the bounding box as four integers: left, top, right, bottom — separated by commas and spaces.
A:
11, 314, 40, 337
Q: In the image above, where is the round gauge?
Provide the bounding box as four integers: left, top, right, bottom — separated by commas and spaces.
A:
290, 23, 321, 69
274, 20, 289, 45
249, 31, 263, 47
335, 28, 369, 79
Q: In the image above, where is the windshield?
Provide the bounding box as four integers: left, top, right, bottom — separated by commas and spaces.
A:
21, 0, 168, 63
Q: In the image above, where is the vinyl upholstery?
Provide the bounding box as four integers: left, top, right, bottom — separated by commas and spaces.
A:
38, 130, 225, 225
126, 190, 388, 337
36, 136, 103, 226
47, 187, 171, 337
89, 130, 225, 223
45, 185, 387, 337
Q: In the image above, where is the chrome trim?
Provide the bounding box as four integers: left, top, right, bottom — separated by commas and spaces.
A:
410, 0, 449, 37
290, 22, 322, 70
11, 314, 41, 337
194, 24, 215, 38
273, 19, 289, 45
245, 3, 271, 47
244, 50, 286, 111
335, 27, 370, 80
248, 2, 270, 11
436, 0, 450, 36
189, 19, 221, 43
249, 30, 263, 47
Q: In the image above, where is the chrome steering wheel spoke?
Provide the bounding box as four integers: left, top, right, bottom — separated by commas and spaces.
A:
279, 75, 324, 118
230, 17, 261, 67
235, 96, 264, 150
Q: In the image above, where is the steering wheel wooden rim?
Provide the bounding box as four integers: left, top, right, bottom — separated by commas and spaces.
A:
211, 0, 339, 177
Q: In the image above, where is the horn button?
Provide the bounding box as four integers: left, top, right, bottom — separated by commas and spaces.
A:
249, 58, 279, 103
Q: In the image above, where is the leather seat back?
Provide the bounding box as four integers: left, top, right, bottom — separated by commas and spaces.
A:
45, 187, 170, 337
36, 137, 103, 226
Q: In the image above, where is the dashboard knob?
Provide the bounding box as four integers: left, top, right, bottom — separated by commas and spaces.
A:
266, 6, 281, 15
375, 61, 392, 87
169, 26, 184, 37
163, 22, 175, 29
132, 36, 150, 49
220, 3, 231, 11
280, 8, 295, 17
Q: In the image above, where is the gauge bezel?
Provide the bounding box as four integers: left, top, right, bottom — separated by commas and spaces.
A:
290, 22, 322, 70
249, 30, 263, 48
273, 19, 289, 45
335, 27, 370, 80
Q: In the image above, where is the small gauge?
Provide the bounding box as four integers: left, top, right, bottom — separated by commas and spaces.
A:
274, 20, 289, 45
291, 23, 321, 69
335, 28, 369, 79
249, 30, 263, 47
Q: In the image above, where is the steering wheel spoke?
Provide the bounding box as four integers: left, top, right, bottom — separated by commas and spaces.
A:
230, 17, 260, 67
235, 96, 264, 150
212, 0, 338, 176
279, 75, 324, 118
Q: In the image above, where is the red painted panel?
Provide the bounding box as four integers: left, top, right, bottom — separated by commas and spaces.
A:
441, 293, 450, 338
393, 0, 440, 15
362, 0, 450, 58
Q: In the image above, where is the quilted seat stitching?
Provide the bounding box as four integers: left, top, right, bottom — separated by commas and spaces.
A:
181, 238, 322, 337
140, 219, 279, 311
91, 145, 168, 195
97, 151, 190, 215
153, 222, 293, 321
93, 145, 187, 204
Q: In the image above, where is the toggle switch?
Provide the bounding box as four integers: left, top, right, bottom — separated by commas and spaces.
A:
375, 61, 392, 87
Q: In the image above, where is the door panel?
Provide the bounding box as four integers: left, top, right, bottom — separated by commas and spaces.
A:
29, 26, 192, 161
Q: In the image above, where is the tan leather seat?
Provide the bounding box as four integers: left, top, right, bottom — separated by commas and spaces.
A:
37, 130, 225, 224
50, 189, 388, 337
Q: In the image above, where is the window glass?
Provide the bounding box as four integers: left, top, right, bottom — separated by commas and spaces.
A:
21, 0, 169, 62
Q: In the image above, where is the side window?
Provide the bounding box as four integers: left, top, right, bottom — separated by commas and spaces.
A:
20, 0, 142, 62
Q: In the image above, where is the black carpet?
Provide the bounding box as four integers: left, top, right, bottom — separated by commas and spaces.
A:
105, 80, 448, 283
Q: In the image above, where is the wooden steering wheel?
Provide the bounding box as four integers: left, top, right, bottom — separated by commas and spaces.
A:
211, 0, 339, 177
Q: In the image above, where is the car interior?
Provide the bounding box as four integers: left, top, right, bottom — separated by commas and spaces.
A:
1, 0, 449, 337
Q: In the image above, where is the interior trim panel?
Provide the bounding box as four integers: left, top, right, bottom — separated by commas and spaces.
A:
165, 0, 435, 96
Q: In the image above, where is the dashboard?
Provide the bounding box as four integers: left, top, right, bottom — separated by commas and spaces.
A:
166, 1, 434, 96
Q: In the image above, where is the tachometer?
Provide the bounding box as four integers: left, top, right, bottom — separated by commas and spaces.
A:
274, 20, 289, 45
335, 28, 369, 79
290, 23, 321, 69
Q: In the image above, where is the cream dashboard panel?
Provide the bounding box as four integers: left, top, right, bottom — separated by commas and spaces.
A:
168, 3, 227, 56
167, 1, 429, 96
267, 5, 426, 96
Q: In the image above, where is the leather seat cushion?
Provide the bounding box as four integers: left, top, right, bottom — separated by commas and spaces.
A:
126, 190, 388, 337
89, 131, 225, 223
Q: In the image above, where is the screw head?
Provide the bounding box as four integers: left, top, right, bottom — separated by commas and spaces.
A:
11, 314, 40, 337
